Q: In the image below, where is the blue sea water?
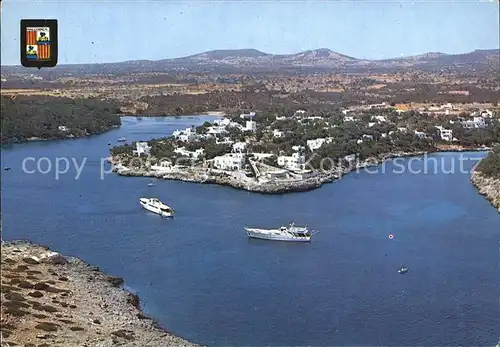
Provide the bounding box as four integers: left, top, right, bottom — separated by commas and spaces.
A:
1, 116, 499, 346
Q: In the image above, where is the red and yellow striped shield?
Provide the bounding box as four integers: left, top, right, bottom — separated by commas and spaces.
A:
26, 27, 51, 60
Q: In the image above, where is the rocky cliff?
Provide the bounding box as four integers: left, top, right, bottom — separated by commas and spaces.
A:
471, 171, 500, 212
0, 241, 199, 347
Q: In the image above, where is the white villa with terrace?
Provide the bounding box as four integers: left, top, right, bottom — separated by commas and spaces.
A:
435, 126, 453, 142
213, 153, 246, 171
174, 147, 205, 159
173, 126, 200, 142
277, 152, 306, 171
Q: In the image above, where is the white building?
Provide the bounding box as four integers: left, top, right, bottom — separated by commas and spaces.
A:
178, 134, 197, 142
174, 147, 204, 159
479, 110, 494, 118
245, 120, 257, 132
58, 125, 69, 132
397, 127, 408, 133
215, 137, 234, 145
277, 152, 305, 171
435, 126, 453, 142
240, 112, 256, 119
207, 125, 228, 136
214, 118, 231, 126
304, 116, 323, 121
295, 110, 306, 115
227, 121, 244, 130
369, 102, 387, 109
173, 126, 199, 142
368, 122, 376, 128
414, 130, 427, 139
252, 153, 275, 160
151, 160, 173, 173
372, 115, 387, 122
343, 154, 356, 163
213, 153, 246, 171
362, 134, 374, 141
472, 110, 494, 118
462, 116, 486, 129
135, 142, 151, 156
232, 141, 247, 153
344, 115, 355, 122
307, 137, 333, 151
273, 129, 284, 138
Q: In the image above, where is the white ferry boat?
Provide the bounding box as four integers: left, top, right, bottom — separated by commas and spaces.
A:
244, 223, 314, 242
139, 198, 174, 217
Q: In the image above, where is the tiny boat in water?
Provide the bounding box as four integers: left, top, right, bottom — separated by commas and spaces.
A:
117, 137, 126, 142
139, 197, 174, 217
4, 167, 11, 171
398, 266, 409, 274
147, 182, 156, 187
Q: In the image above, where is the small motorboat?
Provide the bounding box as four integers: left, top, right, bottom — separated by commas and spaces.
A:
139, 197, 174, 218
398, 266, 409, 274
4, 167, 11, 171
147, 182, 156, 187
117, 137, 126, 142
107, 142, 111, 145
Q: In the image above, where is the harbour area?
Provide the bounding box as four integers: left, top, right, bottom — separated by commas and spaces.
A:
0, 241, 198, 347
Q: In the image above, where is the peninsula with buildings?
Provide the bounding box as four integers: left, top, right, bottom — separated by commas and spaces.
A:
109, 103, 499, 194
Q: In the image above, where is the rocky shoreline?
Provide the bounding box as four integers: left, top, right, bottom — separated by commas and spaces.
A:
470, 164, 500, 213
0, 240, 199, 347
110, 151, 428, 194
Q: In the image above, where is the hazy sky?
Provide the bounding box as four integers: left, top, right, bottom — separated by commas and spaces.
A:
1, 0, 499, 65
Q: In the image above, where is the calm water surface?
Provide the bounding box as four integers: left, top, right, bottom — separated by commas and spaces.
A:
2, 116, 499, 346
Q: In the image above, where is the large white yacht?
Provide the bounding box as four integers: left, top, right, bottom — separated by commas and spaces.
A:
139, 198, 174, 217
244, 223, 314, 242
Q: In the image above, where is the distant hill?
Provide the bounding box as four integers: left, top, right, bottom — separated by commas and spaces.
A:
182, 49, 269, 60
2, 48, 499, 77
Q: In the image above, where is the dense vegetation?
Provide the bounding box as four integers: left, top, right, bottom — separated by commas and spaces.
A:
476, 146, 500, 178
0, 96, 121, 143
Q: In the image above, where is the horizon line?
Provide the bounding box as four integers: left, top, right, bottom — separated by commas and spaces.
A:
1, 46, 499, 68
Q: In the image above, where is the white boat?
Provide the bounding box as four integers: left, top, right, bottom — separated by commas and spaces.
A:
139, 198, 174, 217
244, 223, 315, 242
398, 266, 409, 274
147, 182, 156, 187
117, 137, 126, 142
